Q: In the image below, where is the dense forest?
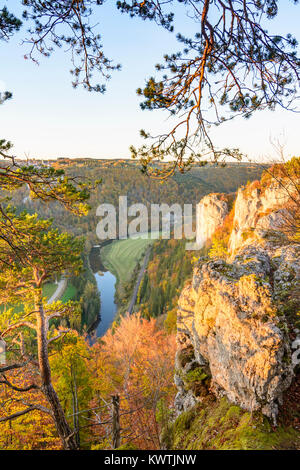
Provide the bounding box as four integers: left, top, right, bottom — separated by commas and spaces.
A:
0, 313, 177, 450
136, 239, 196, 328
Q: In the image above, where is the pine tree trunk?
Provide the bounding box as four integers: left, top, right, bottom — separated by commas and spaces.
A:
35, 292, 78, 450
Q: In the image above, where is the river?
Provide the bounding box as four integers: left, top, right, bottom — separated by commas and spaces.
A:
89, 246, 117, 338
89, 230, 169, 337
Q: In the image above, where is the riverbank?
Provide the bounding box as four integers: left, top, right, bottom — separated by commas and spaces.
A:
89, 235, 155, 338
127, 246, 151, 315
88, 245, 117, 339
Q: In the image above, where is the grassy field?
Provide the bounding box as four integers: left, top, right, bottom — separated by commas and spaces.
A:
101, 236, 155, 284
60, 283, 77, 302
0, 281, 76, 314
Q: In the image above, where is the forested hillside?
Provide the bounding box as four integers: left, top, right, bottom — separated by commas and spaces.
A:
9, 160, 265, 249
136, 239, 196, 329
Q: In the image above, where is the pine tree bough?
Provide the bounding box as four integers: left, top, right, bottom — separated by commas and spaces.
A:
129, 0, 300, 177
1, 2, 299, 177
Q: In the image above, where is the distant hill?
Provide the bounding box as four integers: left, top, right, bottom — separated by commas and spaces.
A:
4, 158, 267, 249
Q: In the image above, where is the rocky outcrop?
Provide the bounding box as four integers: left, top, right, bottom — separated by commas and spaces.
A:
228, 181, 293, 254
176, 245, 299, 420
175, 170, 300, 421
196, 194, 229, 248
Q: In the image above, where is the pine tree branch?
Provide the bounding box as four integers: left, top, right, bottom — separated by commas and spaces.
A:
0, 360, 31, 373
0, 375, 39, 392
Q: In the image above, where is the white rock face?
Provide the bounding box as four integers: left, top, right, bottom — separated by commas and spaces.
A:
228, 182, 292, 254
196, 194, 229, 248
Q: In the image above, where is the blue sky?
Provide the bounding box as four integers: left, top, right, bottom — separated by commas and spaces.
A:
0, 0, 299, 161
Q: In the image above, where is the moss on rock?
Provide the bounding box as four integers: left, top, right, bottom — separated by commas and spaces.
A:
165, 397, 299, 450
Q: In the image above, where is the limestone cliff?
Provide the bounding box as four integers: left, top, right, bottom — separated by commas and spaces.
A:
229, 180, 295, 254
196, 193, 229, 248
175, 172, 300, 423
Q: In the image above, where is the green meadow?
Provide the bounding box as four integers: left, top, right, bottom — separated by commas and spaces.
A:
60, 283, 77, 303
42, 283, 58, 300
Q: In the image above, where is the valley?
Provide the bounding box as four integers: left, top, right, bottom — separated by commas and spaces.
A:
1, 156, 299, 451
6, 159, 267, 335
1, 1, 299, 453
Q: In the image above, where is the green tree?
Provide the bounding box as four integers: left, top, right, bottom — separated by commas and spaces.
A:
0, 138, 93, 263
208, 238, 229, 260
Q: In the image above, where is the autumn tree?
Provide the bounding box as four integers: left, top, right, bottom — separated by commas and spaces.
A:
49, 333, 93, 448
259, 156, 300, 245
0, 210, 84, 449
90, 313, 177, 449
0, 365, 60, 450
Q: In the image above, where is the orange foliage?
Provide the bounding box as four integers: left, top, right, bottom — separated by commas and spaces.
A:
212, 207, 235, 247
90, 313, 176, 450
0, 317, 176, 450
0, 368, 60, 450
